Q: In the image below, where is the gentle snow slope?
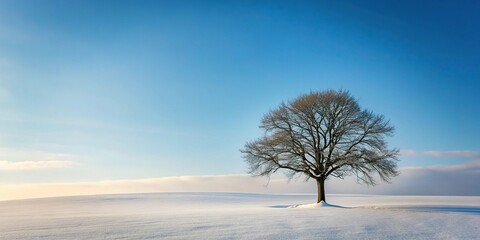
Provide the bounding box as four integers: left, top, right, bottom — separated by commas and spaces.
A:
0, 193, 479, 239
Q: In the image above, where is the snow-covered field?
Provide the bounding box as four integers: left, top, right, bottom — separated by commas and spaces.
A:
0, 193, 479, 239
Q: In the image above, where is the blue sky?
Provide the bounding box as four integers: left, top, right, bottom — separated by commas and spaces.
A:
0, 0, 479, 192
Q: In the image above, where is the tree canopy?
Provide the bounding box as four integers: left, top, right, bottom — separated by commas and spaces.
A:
241, 90, 399, 203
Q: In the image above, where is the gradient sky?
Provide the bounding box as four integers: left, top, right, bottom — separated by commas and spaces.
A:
1, 0, 479, 192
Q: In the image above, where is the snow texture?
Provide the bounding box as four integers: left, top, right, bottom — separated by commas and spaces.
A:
0, 193, 479, 239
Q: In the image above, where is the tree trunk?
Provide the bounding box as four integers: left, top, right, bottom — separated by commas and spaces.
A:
316, 179, 326, 203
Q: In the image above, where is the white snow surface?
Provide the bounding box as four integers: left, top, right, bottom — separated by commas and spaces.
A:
0, 193, 479, 239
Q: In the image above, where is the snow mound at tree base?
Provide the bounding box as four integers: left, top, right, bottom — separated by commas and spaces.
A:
289, 201, 346, 208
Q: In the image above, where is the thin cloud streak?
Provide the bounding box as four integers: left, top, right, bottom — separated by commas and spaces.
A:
0, 160, 74, 170
422, 150, 480, 158
399, 149, 480, 158
0, 148, 77, 171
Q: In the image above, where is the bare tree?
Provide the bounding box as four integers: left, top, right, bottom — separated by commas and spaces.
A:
241, 90, 399, 203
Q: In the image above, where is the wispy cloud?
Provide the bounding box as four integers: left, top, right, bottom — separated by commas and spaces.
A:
0, 160, 74, 171
399, 149, 480, 158
0, 148, 77, 171
422, 150, 480, 158
402, 159, 480, 172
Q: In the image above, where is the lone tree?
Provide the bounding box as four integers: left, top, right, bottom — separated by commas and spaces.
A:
241, 90, 399, 203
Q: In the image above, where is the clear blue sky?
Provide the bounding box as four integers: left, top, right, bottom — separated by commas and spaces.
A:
1, 0, 479, 184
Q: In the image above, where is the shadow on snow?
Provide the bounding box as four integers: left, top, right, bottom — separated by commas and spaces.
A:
396, 205, 480, 215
